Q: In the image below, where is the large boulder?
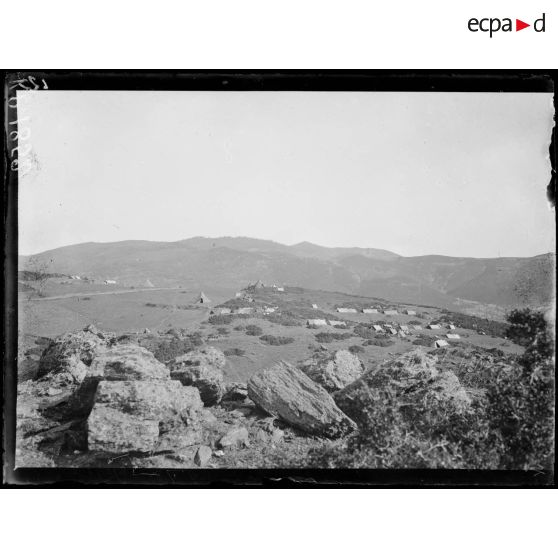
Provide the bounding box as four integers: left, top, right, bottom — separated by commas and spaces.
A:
334, 349, 471, 427
247, 361, 356, 439
87, 380, 203, 453
37, 327, 109, 379
301, 349, 364, 392
168, 346, 226, 406
88, 344, 171, 381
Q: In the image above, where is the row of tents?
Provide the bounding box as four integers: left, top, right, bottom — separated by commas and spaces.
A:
336, 307, 417, 315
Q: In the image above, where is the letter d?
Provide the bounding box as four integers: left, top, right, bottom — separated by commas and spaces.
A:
534, 13, 545, 32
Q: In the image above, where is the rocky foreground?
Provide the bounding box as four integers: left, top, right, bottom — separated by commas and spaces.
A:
16, 325, 473, 468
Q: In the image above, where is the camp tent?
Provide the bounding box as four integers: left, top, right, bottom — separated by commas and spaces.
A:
143, 279, 154, 288
307, 319, 327, 326
328, 320, 346, 327
434, 340, 449, 348
446, 333, 461, 339
194, 291, 211, 304
337, 308, 357, 313
362, 308, 379, 314
428, 324, 441, 330
311, 304, 318, 309
383, 310, 398, 315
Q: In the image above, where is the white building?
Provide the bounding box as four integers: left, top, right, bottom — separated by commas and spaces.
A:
362, 308, 379, 314
311, 304, 318, 309
104, 279, 117, 285
446, 333, 461, 339
372, 325, 384, 332
448, 324, 456, 330
276, 287, 285, 292
428, 324, 441, 330
383, 309, 398, 315
337, 308, 357, 313
404, 310, 417, 315
328, 320, 346, 327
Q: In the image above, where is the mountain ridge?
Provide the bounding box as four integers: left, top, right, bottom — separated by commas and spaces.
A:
19, 237, 555, 312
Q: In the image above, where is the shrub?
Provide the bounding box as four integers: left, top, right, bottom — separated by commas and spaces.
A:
245, 324, 264, 336
224, 348, 246, 357
315, 332, 353, 343
354, 324, 376, 340
233, 324, 246, 331
408, 319, 421, 325
209, 314, 233, 325
348, 345, 365, 354
365, 337, 394, 347
145, 302, 157, 307
217, 327, 229, 335
259, 335, 294, 345
412, 336, 432, 347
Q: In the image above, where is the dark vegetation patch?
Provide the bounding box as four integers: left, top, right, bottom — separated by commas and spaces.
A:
348, 345, 365, 354
216, 327, 229, 335
364, 337, 395, 347
245, 324, 264, 336
412, 335, 433, 347
439, 309, 507, 337
223, 347, 246, 357
315, 332, 353, 343
259, 335, 295, 345
138, 331, 204, 363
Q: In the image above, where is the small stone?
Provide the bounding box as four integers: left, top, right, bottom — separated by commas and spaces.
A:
217, 426, 250, 449
271, 429, 284, 443
194, 445, 212, 467
214, 450, 224, 457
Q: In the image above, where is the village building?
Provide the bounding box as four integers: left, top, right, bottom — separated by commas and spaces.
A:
404, 310, 417, 315
328, 320, 346, 327
383, 309, 398, 315
428, 324, 441, 330
446, 333, 461, 339
143, 279, 154, 288
307, 319, 327, 327
362, 308, 379, 314
263, 307, 277, 314
434, 340, 449, 348
235, 292, 243, 298
337, 308, 357, 313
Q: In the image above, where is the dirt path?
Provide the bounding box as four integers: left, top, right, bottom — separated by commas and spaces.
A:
28, 287, 185, 301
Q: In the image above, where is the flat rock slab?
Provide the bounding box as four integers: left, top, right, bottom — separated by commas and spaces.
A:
89, 345, 171, 381
248, 361, 356, 439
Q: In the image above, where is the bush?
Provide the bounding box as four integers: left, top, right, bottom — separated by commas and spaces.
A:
365, 337, 394, 347
233, 324, 246, 331
408, 319, 421, 325
264, 312, 301, 326
307, 308, 555, 470
315, 332, 353, 343
259, 335, 294, 345
208, 314, 233, 325
224, 348, 246, 357
245, 324, 264, 336
348, 345, 365, 354
354, 324, 376, 340
412, 336, 432, 347
217, 327, 229, 335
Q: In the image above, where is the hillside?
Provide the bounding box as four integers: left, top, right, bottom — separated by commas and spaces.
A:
19, 237, 555, 314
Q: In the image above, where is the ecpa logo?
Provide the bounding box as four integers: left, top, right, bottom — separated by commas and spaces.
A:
468, 13, 546, 37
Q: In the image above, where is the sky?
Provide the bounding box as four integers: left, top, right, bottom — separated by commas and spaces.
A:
18, 89, 555, 258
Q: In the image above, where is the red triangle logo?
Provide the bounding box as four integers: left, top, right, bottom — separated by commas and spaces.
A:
516, 19, 530, 31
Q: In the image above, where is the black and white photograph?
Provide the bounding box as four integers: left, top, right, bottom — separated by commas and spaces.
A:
4, 73, 556, 484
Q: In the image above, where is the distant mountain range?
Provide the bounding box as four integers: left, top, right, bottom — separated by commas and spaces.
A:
19, 237, 555, 313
